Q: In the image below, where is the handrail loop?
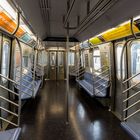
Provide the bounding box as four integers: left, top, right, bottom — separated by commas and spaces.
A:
12, 11, 21, 36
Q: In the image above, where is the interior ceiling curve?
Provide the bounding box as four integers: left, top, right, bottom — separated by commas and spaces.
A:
13, 0, 140, 42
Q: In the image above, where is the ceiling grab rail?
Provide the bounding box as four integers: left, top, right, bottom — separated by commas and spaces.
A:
15, 38, 22, 126
120, 17, 140, 121
64, 0, 76, 27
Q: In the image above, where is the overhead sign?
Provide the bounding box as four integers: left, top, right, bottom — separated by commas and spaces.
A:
80, 41, 91, 48
21, 33, 32, 43
0, 11, 25, 37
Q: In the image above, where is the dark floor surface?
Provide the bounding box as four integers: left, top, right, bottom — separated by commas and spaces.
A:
19, 80, 134, 140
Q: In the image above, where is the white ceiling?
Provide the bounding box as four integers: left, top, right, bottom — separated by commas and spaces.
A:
14, 0, 140, 42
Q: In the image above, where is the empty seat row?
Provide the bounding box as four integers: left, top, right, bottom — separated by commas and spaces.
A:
15, 68, 42, 100
76, 72, 110, 98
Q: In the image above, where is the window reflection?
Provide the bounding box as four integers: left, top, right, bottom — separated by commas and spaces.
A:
77, 104, 85, 120
1, 41, 10, 82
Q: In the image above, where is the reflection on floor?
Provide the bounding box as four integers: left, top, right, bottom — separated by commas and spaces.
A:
19, 80, 134, 140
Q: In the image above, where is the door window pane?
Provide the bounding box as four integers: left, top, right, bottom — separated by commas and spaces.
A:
58, 52, 64, 66
50, 52, 56, 66
116, 44, 125, 79
1, 41, 10, 82
68, 52, 74, 65
93, 48, 101, 71
131, 41, 140, 83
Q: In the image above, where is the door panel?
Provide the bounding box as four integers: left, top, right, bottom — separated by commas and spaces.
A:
49, 51, 65, 80
57, 52, 65, 80
127, 40, 140, 123
114, 42, 126, 119
49, 52, 57, 80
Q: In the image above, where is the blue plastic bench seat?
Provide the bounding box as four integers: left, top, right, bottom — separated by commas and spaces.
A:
121, 122, 140, 140
0, 128, 21, 140
78, 80, 94, 96
94, 75, 110, 97
77, 72, 110, 98
16, 81, 33, 100
76, 72, 94, 97
94, 88, 108, 97
15, 70, 41, 100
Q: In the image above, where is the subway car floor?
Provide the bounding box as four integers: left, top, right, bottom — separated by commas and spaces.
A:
19, 80, 133, 140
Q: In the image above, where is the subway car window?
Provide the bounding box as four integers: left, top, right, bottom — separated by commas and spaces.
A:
50, 52, 56, 66
58, 52, 64, 66
79, 50, 84, 67
93, 48, 101, 71
116, 44, 125, 79
130, 41, 140, 83
1, 40, 10, 82
89, 50, 93, 73
68, 52, 74, 66
22, 44, 32, 68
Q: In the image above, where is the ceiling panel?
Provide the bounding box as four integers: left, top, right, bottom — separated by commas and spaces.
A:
76, 0, 140, 41
14, 0, 47, 39
13, 0, 140, 42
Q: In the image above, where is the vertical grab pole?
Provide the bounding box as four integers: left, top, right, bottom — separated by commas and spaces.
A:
41, 50, 44, 88
66, 23, 69, 124
13, 10, 22, 126
16, 38, 22, 126
33, 48, 37, 97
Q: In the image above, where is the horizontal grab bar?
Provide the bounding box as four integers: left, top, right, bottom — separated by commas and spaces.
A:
0, 107, 18, 117
0, 96, 19, 107
123, 72, 140, 84
123, 91, 140, 102
123, 100, 140, 112
0, 84, 19, 96
16, 70, 33, 78
0, 74, 19, 85
123, 81, 140, 94
76, 73, 85, 79
70, 66, 83, 72
0, 117, 18, 127
16, 75, 34, 86
124, 109, 140, 121
16, 82, 33, 92
0, 74, 33, 92
95, 84, 110, 96
94, 69, 110, 77
77, 71, 85, 76
95, 81, 109, 89
96, 65, 109, 71
94, 74, 109, 84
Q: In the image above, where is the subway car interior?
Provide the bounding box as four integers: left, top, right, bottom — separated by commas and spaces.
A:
0, 0, 140, 140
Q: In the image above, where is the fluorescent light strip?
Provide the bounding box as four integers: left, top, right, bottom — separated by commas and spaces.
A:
0, 0, 16, 19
